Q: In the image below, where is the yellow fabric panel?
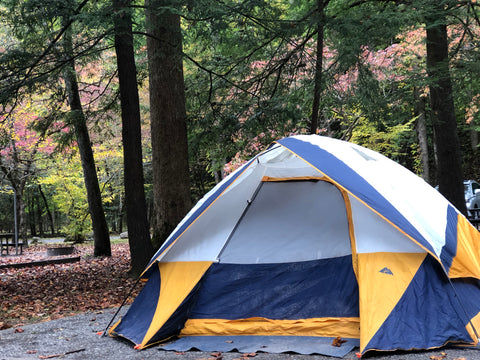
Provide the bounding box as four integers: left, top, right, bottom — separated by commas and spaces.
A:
466, 311, 480, 344
358, 252, 426, 353
180, 317, 360, 339
139, 261, 212, 349
449, 215, 480, 279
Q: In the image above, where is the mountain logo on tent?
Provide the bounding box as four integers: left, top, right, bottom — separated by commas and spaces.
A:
379, 267, 393, 275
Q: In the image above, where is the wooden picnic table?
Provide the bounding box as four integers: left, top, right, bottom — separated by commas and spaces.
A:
0, 233, 25, 256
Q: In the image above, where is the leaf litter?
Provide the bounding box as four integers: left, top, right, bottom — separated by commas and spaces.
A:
0, 243, 142, 329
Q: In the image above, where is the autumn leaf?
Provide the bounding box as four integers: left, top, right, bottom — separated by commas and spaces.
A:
14, 327, 24, 333
430, 354, 447, 360
332, 336, 347, 347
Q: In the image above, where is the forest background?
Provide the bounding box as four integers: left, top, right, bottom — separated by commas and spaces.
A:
0, 0, 479, 275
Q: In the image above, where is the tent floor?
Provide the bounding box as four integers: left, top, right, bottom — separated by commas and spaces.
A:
159, 335, 359, 357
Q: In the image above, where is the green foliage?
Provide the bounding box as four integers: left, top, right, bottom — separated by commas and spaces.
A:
0, 0, 479, 236
38, 153, 91, 239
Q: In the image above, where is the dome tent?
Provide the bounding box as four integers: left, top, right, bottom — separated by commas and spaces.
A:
110, 134, 480, 355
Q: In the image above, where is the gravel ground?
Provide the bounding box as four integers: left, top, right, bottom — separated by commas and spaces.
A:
1, 309, 480, 360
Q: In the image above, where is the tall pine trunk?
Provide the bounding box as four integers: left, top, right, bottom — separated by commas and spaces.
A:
113, 0, 155, 274
310, 0, 325, 134
63, 19, 111, 256
145, 0, 191, 249
425, 5, 466, 215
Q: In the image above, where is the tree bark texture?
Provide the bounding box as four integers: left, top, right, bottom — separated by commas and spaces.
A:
146, 0, 192, 249
63, 22, 111, 256
113, 0, 155, 274
38, 184, 56, 235
310, 0, 325, 135
413, 87, 430, 184
425, 7, 467, 215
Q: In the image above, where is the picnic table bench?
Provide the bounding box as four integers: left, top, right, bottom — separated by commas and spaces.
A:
0, 233, 25, 256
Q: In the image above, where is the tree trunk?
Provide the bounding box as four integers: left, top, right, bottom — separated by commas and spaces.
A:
113, 0, 155, 274
425, 6, 466, 215
413, 87, 430, 184
146, 0, 191, 249
310, 0, 325, 135
63, 20, 111, 256
38, 185, 55, 235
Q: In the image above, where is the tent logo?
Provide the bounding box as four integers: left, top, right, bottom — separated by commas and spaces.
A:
379, 267, 393, 275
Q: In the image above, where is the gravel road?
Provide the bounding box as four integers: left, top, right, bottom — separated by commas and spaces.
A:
1, 308, 480, 360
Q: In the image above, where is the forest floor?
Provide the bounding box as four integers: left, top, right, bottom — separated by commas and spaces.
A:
0, 240, 141, 330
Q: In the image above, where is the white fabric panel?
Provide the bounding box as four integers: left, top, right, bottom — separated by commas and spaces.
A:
161, 162, 266, 262
260, 146, 323, 179
295, 135, 449, 256
160, 145, 324, 263
219, 180, 352, 264
350, 196, 424, 254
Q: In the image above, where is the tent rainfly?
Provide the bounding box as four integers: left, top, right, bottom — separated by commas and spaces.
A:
110, 134, 480, 355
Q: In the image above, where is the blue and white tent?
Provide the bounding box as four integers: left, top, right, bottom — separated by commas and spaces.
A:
110, 135, 480, 355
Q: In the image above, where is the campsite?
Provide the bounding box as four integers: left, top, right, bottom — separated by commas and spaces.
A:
1, 242, 480, 360
2, 1, 480, 359
3, 135, 480, 359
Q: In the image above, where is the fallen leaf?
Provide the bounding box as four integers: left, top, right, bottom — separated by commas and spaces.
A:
430, 355, 447, 360
26, 350, 37, 354
241, 353, 256, 358
14, 327, 24, 333
332, 336, 347, 347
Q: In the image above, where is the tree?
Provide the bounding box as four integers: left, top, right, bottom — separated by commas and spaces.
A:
145, 0, 191, 249
424, 1, 467, 215
310, 0, 326, 134
113, 0, 155, 273
62, 13, 111, 255
0, 102, 53, 241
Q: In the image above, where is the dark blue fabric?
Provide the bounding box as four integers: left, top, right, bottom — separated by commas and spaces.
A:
189, 256, 359, 320
276, 137, 435, 256
364, 255, 473, 353
146, 157, 258, 268
451, 277, 480, 330
440, 205, 458, 273
112, 265, 161, 345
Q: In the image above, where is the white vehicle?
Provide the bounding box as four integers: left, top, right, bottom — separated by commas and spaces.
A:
465, 180, 480, 218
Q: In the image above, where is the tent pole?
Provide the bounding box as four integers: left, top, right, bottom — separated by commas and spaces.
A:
445, 275, 480, 341
100, 275, 142, 337
216, 181, 265, 261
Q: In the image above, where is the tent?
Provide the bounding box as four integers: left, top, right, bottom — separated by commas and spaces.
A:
109, 134, 480, 355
